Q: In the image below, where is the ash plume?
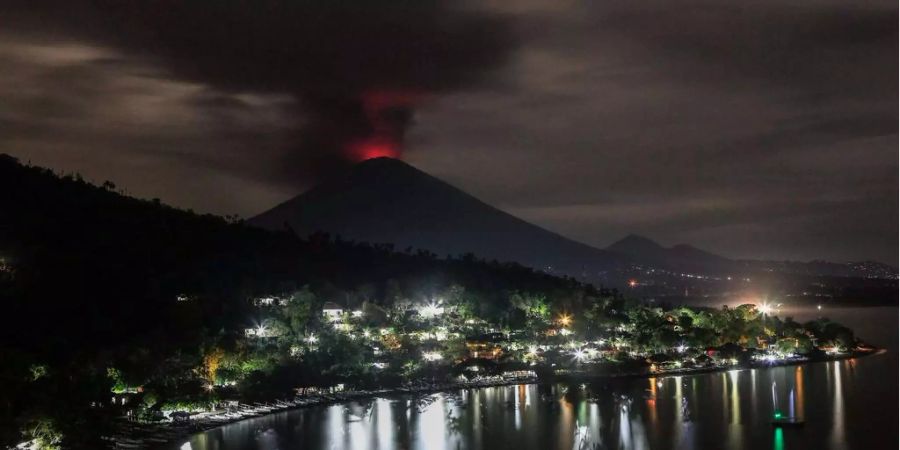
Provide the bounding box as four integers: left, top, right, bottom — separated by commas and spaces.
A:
6, 0, 516, 181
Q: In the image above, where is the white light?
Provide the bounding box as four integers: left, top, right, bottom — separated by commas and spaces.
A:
420, 302, 445, 318
559, 328, 572, 336
305, 334, 318, 344
817, 305, 822, 311
573, 349, 587, 361
423, 352, 443, 361
759, 303, 772, 315
676, 345, 687, 353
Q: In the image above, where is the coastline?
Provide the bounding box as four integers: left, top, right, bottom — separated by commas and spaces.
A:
128, 347, 885, 450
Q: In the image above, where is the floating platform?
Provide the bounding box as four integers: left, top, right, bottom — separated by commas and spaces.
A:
771, 417, 805, 428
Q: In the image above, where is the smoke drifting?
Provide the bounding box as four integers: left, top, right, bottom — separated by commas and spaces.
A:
7, 0, 515, 181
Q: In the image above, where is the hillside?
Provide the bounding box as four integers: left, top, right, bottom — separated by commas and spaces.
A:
0, 154, 607, 447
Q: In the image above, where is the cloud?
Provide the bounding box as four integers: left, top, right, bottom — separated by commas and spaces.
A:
3, 0, 518, 181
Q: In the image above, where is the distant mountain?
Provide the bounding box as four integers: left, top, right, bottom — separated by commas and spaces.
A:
606, 234, 734, 274
606, 233, 896, 280
250, 157, 626, 278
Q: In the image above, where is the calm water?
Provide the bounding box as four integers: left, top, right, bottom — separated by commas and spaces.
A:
174, 307, 898, 450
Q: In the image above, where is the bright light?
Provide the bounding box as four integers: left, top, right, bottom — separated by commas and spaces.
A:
759, 303, 772, 315
423, 352, 443, 361
526, 345, 538, 356
573, 349, 587, 362
817, 304, 822, 311
420, 302, 445, 318
305, 334, 318, 344
676, 345, 687, 353
559, 328, 573, 336
628, 279, 638, 288
352, 310, 364, 318
363, 330, 371, 338
558, 313, 572, 327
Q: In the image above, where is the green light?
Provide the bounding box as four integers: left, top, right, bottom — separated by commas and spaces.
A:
773, 411, 782, 419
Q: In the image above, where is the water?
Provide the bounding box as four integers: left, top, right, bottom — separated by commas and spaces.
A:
173, 307, 897, 450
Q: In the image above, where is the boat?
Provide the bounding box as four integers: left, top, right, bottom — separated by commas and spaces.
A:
771, 416, 805, 427
770, 382, 805, 427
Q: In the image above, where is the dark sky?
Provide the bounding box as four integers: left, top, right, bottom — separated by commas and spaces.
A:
1, 0, 896, 264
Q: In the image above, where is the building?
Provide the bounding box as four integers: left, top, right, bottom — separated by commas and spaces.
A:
322, 302, 344, 322
465, 333, 506, 360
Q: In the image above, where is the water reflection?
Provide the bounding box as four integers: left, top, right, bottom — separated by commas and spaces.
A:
175, 345, 895, 450
831, 361, 845, 450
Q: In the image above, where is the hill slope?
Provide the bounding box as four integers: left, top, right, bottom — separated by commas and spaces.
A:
251, 157, 626, 278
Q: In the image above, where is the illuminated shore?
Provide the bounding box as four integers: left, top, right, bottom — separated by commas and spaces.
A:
125, 348, 882, 450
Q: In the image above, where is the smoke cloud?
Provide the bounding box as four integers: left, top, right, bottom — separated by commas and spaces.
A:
6, 0, 516, 180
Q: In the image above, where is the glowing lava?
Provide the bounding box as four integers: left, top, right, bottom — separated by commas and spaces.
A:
346, 137, 400, 161
343, 89, 423, 161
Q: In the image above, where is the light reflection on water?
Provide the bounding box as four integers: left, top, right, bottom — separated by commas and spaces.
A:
173, 307, 897, 450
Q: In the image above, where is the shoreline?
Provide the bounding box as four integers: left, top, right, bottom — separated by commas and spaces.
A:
134, 348, 884, 450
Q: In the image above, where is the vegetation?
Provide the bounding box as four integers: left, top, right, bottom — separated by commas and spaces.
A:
0, 155, 862, 448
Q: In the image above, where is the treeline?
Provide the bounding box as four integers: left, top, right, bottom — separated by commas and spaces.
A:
0, 154, 605, 447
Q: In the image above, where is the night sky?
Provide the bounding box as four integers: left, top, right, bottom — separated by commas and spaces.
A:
1, 1, 896, 264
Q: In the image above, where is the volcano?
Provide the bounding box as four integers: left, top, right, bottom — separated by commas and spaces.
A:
250, 157, 625, 278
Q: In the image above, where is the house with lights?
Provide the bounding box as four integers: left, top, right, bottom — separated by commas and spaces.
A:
322, 302, 344, 322
465, 332, 506, 360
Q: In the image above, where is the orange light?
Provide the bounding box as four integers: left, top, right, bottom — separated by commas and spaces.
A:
628, 279, 638, 288
558, 313, 572, 327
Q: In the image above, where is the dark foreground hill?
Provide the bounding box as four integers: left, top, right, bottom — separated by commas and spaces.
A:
0, 154, 604, 447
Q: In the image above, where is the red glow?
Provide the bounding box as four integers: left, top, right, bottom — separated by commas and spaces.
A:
346, 137, 400, 161
341, 89, 428, 162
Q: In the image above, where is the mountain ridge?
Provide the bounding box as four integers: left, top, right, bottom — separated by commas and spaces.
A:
251, 157, 895, 281
250, 157, 626, 278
